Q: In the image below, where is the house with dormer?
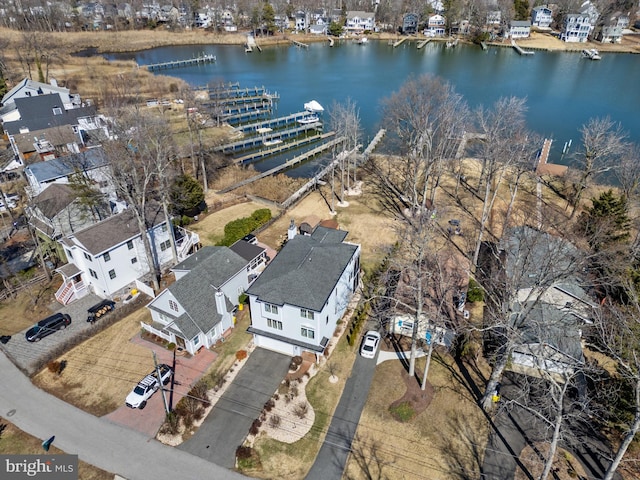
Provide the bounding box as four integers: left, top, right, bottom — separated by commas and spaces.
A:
345, 11, 375, 33
561, 13, 591, 42
426, 14, 446, 36
144, 242, 266, 354
1, 78, 78, 112
597, 12, 629, 43
531, 5, 553, 28
246, 224, 360, 360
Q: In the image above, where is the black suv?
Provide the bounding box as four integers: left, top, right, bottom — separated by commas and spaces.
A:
25, 313, 72, 342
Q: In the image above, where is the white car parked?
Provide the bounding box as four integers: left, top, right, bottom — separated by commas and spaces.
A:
360, 331, 381, 359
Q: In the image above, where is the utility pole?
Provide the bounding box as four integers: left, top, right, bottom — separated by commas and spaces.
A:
152, 351, 170, 414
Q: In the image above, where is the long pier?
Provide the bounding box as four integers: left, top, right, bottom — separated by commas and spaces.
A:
455, 131, 488, 159
232, 132, 335, 164
144, 54, 216, 71
215, 122, 323, 154
362, 129, 386, 158
234, 112, 315, 133
511, 40, 534, 55
219, 136, 345, 193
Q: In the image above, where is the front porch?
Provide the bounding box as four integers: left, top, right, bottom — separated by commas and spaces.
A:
55, 263, 89, 305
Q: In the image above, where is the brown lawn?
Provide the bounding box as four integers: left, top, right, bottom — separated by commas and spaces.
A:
32, 308, 155, 417
0, 283, 58, 336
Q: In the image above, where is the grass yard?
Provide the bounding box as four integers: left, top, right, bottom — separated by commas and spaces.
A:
32, 308, 155, 417
0, 282, 58, 336
0, 419, 113, 480
344, 353, 490, 480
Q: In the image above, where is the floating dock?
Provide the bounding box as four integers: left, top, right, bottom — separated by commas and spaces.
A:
292, 40, 309, 49
215, 122, 323, 154
511, 40, 534, 55
535, 138, 567, 176
232, 132, 334, 164
144, 54, 216, 71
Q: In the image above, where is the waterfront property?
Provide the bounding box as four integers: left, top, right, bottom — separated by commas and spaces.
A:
246, 223, 360, 360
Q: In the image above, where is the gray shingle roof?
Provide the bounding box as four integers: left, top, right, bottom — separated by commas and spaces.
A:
247, 227, 358, 311
1, 78, 71, 106
32, 183, 76, 219
171, 246, 248, 287
68, 205, 165, 255
229, 240, 265, 262
3, 93, 96, 135
12, 125, 79, 154
24, 147, 108, 183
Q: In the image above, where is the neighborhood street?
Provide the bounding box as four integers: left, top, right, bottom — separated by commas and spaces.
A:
0, 350, 248, 480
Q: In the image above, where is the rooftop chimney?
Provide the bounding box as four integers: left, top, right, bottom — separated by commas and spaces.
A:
287, 219, 296, 240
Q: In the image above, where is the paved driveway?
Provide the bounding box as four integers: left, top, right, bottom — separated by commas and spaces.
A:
179, 347, 291, 468
1, 293, 103, 375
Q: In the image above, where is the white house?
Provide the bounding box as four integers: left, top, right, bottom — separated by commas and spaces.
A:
597, 12, 629, 43
246, 225, 360, 360
144, 242, 266, 354
56, 206, 195, 303
1, 78, 78, 113
508, 20, 531, 39
561, 13, 591, 42
426, 14, 446, 36
531, 6, 553, 28
345, 11, 375, 33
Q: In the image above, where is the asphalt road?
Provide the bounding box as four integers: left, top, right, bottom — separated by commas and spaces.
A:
179, 348, 291, 468
0, 350, 247, 480
306, 348, 378, 480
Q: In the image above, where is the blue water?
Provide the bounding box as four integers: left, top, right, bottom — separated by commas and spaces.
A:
107, 41, 640, 177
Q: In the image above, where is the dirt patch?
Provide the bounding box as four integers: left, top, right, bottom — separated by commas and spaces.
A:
388, 370, 434, 422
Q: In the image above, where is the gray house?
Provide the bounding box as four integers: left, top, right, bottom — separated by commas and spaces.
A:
145, 242, 266, 354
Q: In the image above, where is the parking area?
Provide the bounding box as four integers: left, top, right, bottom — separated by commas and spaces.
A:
1, 293, 106, 375
104, 335, 216, 437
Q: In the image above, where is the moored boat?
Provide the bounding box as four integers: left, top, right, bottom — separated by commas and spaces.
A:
582, 48, 601, 60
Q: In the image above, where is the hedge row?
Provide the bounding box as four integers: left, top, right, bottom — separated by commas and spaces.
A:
216, 208, 272, 246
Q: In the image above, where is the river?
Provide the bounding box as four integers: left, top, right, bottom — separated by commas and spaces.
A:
107, 40, 640, 177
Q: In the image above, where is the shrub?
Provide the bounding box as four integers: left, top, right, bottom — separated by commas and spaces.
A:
389, 402, 415, 422
294, 402, 309, 419
166, 342, 176, 351
47, 361, 60, 374
159, 412, 181, 435
269, 414, 281, 428
263, 399, 275, 412
236, 446, 253, 460
217, 208, 272, 246
235, 350, 248, 361
249, 418, 262, 435
238, 292, 248, 305
467, 278, 484, 302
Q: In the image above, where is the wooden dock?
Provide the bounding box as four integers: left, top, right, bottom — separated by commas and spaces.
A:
535, 138, 567, 176
231, 132, 335, 164
144, 54, 216, 71
234, 112, 315, 133
511, 40, 534, 55
328, 37, 334, 47
417, 39, 432, 49
393, 38, 407, 48
215, 122, 322, 154
292, 40, 309, 49
480, 41, 488, 51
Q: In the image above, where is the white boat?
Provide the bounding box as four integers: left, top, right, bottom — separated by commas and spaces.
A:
263, 139, 283, 146
297, 114, 320, 125
582, 48, 601, 60
356, 37, 368, 45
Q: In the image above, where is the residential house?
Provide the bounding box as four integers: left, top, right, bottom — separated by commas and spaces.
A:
486, 10, 501, 27
481, 226, 595, 377
597, 12, 629, 43
158, 5, 179, 23
23, 147, 111, 198
1, 79, 79, 121
345, 11, 375, 33
56, 206, 199, 303
10, 125, 81, 167
508, 20, 531, 39
531, 5, 553, 28
426, 14, 446, 37
26, 183, 110, 261
309, 24, 327, 35
144, 242, 266, 354
246, 224, 360, 360
402, 13, 419, 35
561, 13, 592, 42
295, 11, 308, 31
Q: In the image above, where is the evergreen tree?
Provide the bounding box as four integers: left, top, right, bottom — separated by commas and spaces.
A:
170, 174, 205, 216
580, 189, 630, 251
262, 2, 276, 35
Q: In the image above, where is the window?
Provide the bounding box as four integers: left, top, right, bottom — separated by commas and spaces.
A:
267, 318, 283, 330
161, 223, 168, 232
160, 240, 171, 251
265, 303, 278, 315
108, 269, 116, 280
301, 327, 315, 339
103, 252, 111, 262
89, 269, 98, 279
65, 249, 73, 259
300, 309, 314, 320
131, 257, 138, 264
127, 240, 134, 250
169, 300, 179, 312
83, 252, 92, 262
193, 335, 200, 345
